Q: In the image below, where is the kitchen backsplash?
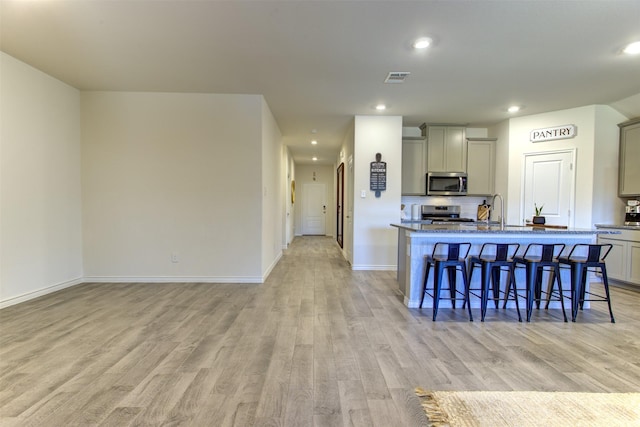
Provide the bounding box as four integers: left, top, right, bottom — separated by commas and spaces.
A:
401, 195, 493, 220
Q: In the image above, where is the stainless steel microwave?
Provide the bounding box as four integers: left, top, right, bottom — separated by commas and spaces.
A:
426, 172, 468, 196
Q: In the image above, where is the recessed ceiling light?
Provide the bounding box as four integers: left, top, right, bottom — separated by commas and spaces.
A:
413, 37, 433, 49
312, 157, 318, 161
311, 140, 317, 145
376, 104, 387, 111
507, 105, 521, 113
623, 41, 640, 55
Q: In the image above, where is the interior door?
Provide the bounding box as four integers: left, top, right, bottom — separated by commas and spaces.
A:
302, 183, 326, 235
523, 149, 575, 226
337, 163, 344, 248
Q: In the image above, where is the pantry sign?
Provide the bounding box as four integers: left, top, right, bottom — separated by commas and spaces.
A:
530, 124, 576, 142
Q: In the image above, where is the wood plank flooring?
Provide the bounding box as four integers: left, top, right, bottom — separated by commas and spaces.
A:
1, 236, 640, 426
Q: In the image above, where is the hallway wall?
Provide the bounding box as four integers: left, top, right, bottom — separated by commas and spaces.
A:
0, 52, 83, 307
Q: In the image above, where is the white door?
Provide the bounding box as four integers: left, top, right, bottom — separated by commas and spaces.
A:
523, 150, 575, 227
302, 183, 326, 235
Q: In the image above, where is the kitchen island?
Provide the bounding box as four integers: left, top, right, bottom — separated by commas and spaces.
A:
391, 222, 620, 309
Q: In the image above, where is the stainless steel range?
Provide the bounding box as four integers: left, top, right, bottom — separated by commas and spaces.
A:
421, 205, 475, 222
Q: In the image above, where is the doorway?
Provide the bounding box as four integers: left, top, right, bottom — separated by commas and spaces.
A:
337, 163, 344, 248
302, 183, 327, 235
522, 149, 576, 227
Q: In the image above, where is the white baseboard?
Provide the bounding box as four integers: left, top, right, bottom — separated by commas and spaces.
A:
83, 276, 264, 284
262, 251, 282, 281
2, 255, 291, 309
351, 264, 397, 271
0, 277, 83, 309
405, 296, 421, 308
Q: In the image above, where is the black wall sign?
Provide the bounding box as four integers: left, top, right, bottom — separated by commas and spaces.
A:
370, 153, 387, 198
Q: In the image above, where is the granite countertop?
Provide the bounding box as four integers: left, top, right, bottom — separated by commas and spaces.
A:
391, 222, 620, 234
594, 223, 640, 231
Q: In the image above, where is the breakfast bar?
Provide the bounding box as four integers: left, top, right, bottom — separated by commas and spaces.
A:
391, 222, 619, 309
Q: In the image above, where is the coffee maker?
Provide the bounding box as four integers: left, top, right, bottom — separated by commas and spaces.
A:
625, 200, 640, 226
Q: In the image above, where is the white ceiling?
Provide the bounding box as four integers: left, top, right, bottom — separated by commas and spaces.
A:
2, 0, 640, 165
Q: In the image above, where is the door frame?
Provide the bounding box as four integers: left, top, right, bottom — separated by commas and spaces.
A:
520, 148, 576, 227
337, 163, 344, 248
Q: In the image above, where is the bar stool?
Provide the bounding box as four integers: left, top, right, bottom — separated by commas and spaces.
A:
421, 242, 473, 321
513, 243, 568, 322
557, 244, 615, 323
467, 243, 521, 322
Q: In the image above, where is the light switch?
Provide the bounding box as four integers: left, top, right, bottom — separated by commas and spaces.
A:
361, 190, 366, 198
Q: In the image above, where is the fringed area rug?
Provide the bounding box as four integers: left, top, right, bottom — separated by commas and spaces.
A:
415, 388, 640, 426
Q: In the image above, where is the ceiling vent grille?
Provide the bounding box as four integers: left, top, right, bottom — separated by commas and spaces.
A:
384, 71, 410, 83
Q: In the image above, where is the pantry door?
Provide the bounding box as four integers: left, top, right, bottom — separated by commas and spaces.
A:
522, 149, 575, 227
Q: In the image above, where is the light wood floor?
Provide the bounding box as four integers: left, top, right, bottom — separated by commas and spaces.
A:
1, 236, 640, 426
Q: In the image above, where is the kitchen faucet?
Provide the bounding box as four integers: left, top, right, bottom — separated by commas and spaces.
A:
491, 193, 505, 229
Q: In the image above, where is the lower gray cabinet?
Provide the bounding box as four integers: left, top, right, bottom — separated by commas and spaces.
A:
598, 228, 640, 286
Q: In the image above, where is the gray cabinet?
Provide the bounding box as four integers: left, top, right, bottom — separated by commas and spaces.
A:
466, 138, 496, 196
401, 137, 426, 195
618, 118, 640, 197
598, 228, 640, 286
426, 125, 467, 172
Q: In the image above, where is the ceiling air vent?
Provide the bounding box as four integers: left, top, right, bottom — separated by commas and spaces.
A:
384, 71, 410, 83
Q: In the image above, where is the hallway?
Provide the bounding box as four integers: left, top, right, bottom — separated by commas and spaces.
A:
1, 236, 639, 426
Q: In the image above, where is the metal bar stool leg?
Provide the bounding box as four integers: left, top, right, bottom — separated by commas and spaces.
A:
480, 262, 491, 322
553, 267, 568, 322
447, 266, 457, 308
601, 264, 615, 323
525, 262, 537, 322
432, 263, 444, 321
570, 263, 583, 322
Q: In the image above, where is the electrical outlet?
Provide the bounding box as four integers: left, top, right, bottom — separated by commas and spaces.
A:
171, 252, 179, 263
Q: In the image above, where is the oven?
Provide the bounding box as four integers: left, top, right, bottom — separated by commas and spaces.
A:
421, 205, 475, 222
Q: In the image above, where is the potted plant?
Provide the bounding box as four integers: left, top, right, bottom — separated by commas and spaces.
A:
533, 203, 545, 225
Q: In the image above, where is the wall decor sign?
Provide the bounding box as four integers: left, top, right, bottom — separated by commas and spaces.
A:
370, 152, 387, 198
530, 124, 577, 142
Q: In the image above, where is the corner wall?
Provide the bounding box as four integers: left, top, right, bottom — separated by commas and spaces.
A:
489, 120, 511, 222
593, 105, 627, 223
261, 98, 284, 278
352, 116, 402, 270
0, 53, 83, 307
338, 121, 355, 263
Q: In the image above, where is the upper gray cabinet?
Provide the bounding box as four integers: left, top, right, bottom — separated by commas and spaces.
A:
424, 125, 467, 172
619, 118, 640, 197
401, 137, 426, 195
466, 138, 496, 196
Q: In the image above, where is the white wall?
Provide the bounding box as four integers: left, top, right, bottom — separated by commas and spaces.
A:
283, 146, 295, 248
593, 105, 628, 223
338, 121, 355, 263
294, 163, 335, 237
352, 115, 402, 270
506, 105, 625, 227
0, 53, 83, 307
81, 91, 265, 282
490, 120, 511, 222
261, 98, 284, 277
